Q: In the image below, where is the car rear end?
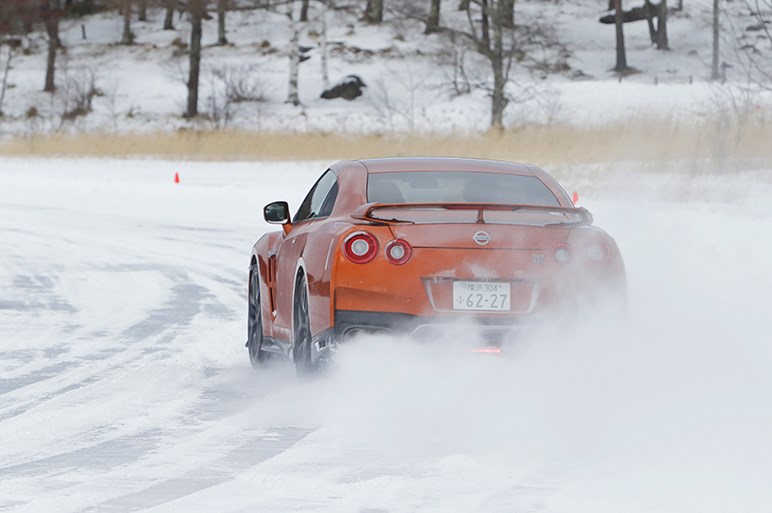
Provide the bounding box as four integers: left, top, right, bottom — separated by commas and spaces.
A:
324, 165, 625, 349
330, 208, 625, 345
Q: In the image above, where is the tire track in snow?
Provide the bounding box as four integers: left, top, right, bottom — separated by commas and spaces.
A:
0, 267, 209, 423
76, 428, 314, 513
0, 201, 263, 510
0, 430, 166, 480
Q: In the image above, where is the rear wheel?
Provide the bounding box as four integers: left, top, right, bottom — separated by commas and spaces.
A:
247, 267, 270, 368
293, 273, 317, 376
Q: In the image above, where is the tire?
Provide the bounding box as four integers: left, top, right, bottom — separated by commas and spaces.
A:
247, 267, 269, 368
293, 272, 317, 376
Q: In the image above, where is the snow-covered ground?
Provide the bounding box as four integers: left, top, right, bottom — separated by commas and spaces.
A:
1, 158, 772, 512
1, 0, 771, 136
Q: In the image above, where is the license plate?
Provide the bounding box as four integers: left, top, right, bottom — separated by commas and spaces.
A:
452, 281, 511, 311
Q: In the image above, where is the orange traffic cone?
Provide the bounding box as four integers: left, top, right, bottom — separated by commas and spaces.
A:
174, 172, 180, 184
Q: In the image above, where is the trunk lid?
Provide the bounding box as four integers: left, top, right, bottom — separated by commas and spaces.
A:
389, 223, 570, 250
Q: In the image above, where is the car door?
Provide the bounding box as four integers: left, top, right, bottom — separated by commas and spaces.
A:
271, 170, 339, 341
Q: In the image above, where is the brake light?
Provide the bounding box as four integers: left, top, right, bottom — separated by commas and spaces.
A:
343, 231, 378, 264
385, 239, 412, 265
584, 239, 611, 265
470, 347, 502, 354
552, 243, 572, 264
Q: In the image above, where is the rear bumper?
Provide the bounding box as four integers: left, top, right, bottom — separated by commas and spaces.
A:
334, 309, 540, 342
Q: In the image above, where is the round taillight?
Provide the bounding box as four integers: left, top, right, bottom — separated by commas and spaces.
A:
552, 243, 572, 265
585, 240, 611, 265
385, 239, 412, 265
343, 232, 378, 264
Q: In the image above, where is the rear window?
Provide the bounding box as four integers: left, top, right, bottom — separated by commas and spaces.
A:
367, 171, 560, 206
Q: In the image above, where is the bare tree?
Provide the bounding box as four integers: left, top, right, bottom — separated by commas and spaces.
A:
485, 0, 506, 129
656, 0, 669, 50
163, 0, 175, 30
43, 0, 61, 92
446, 0, 519, 130
138, 0, 147, 21
1, 0, 39, 35
0, 2, 18, 110
433, 0, 564, 130
217, 0, 228, 45
0, 3, 15, 36
1, 0, 36, 101
501, 0, 514, 29
364, 0, 383, 24
0, 40, 20, 116
300, 0, 310, 21
121, 0, 134, 44
286, 0, 301, 105
711, 0, 720, 80
613, 0, 630, 72
57, 66, 99, 122
321, 0, 330, 89
480, 0, 490, 49
186, 0, 205, 117
425, 0, 441, 34
732, 0, 772, 89
643, 0, 656, 43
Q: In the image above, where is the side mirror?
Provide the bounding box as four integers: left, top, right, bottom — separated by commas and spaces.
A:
264, 201, 290, 224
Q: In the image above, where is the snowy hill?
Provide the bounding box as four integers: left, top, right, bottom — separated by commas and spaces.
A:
0, 0, 770, 138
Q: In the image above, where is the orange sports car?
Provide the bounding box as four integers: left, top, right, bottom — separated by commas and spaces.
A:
247, 157, 625, 373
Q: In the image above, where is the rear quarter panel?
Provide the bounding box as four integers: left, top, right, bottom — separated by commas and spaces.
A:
251, 231, 283, 340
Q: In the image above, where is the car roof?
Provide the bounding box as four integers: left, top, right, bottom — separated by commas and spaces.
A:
352, 157, 540, 176
327, 157, 573, 209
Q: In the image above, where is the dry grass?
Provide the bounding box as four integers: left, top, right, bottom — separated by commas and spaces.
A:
1, 116, 771, 167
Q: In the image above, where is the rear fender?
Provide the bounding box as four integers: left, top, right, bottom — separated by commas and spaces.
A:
296, 220, 365, 342
563, 226, 626, 294
329, 224, 406, 315
252, 231, 284, 340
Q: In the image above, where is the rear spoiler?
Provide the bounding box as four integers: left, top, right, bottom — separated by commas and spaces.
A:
351, 202, 593, 226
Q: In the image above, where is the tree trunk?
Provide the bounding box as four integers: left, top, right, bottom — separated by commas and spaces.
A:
187, 0, 203, 118
138, 0, 147, 21
481, 0, 490, 50
364, 0, 383, 24
1, 44, 15, 114
163, 0, 175, 30
425, 0, 441, 34
614, 0, 629, 72
287, 2, 301, 106
656, 0, 669, 50
217, 0, 228, 45
501, 0, 514, 29
644, 0, 656, 43
321, 1, 330, 89
43, 0, 61, 92
489, 6, 506, 131
711, 0, 719, 80
459, 0, 469, 10
121, 0, 133, 44
300, 0, 310, 22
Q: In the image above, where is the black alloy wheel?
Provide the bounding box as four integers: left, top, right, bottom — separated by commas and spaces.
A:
247, 267, 269, 368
